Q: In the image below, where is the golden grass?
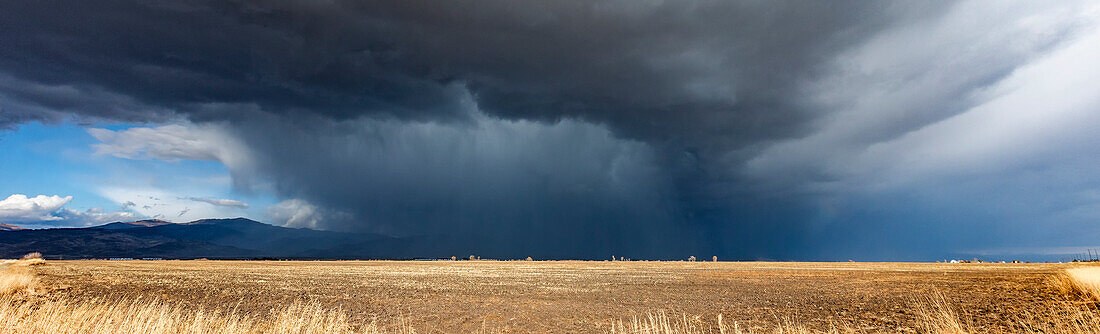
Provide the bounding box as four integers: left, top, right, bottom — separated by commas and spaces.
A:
20, 252, 42, 260
17, 252, 46, 267
1065, 266, 1100, 302
610, 305, 1097, 334
1010, 304, 1100, 334
0, 256, 40, 296
0, 296, 420, 334
0, 269, 35, 296
18, 258, 46, 266
609, 311, 706, 334
609, 269, 1100, 334
913, 292, 967, 334
608, 312, 856, 334
6, 260, 1100, 333
0, 255, 419, 333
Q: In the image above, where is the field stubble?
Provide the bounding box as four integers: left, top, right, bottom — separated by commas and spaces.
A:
3, 259, 1100, 333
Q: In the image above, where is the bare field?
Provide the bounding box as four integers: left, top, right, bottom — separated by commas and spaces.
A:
18, 260, 1089, 333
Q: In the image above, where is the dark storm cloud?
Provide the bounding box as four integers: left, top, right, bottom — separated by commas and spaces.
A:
0, 1, 928, 143
0, 73, 176, 129
234, 110, 692, 258
3, 0, 1097, 259
0, 0, 916, 258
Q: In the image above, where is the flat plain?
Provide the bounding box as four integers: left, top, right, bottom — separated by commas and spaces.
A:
28, 260, 1076, 333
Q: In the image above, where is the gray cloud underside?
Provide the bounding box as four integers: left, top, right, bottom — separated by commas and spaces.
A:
2, 0, 1099, 259
0, 1, 932, 141
187, 197, 249, 208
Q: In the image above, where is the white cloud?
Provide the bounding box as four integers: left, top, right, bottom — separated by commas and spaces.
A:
267, 199, 325, 229
89, 124, 232, 161
55, 208, 139, 226
98, 187, 248, 223
844, 23, 1100, 190
0, 194, 72, 222
87, 122, 260, 191
188, 197, 249, 208
0, 194, 139, 228
745, 0, 1100, 193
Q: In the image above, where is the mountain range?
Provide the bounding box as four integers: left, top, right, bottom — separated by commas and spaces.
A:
0, 222, 25, 231
0, 218, 402, 259
0, 218, 623, 260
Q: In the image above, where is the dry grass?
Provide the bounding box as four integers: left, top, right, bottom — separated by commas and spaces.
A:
0, 296, 419, 334
0, 255, 421, 334
1065, 266, 1100, 302
609, 312, 707, 334
18, 258, 46, 266
0, 255, 41, 296
17, 252, 46, 267
8, 260, 1100, 333
609, 268, 1100, 334
610, 302, 1100, 334
913, 292, 967, 334
1003, 266, 1100, 334
609, 312, 859, 334
0, 269, 35, 296
33, 260, 1071, 332
1009, 304, 1100, 334
20, 252, 42, 260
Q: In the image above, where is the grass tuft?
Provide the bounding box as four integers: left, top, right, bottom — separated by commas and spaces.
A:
913, 291, 968, 334
1065, 266, 1100, 302
0, 256, 43, 296
0, 270, 35, 296
20, 252, 42, 260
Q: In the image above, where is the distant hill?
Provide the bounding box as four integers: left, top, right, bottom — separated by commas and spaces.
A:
94, 219, 175, 229
0, 218, 391, 259
0, 222, 25, 231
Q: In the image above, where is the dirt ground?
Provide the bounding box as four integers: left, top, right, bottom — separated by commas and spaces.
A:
33, 260, 1071, 333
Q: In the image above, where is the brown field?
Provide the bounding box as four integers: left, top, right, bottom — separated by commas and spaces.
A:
5, 259, 1100, 333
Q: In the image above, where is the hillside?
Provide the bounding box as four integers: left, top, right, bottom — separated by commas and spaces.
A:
0, 222, 25, 231
0, 218, 389, 259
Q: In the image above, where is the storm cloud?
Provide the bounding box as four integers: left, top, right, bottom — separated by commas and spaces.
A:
2, 0, 1099, 259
